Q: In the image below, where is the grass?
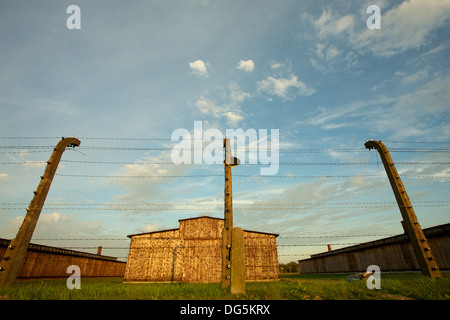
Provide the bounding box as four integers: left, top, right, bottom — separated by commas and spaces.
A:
1, 273, 449, 300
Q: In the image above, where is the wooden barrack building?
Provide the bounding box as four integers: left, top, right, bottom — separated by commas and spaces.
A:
298, 223, 450, 274
0, 238, 126, 278
123, 216, 279, 283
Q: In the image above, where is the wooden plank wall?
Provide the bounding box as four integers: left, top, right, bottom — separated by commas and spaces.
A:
182, 239, 221, 283
245, 232, 279, 281
298, 233, 450, 273
123, 229, 181, 282
123, 217, 280, 283
181, 218, 223, 283
0, 247, 126, 278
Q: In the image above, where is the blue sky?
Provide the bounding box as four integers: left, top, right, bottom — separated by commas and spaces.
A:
1, 0, 449, 263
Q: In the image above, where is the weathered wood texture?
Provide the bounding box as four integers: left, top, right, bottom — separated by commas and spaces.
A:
0, 239, 126, 278
0, 137, 81, 289
298, 223, 450, 273
231, 227, 245, 295
365, 140, 441, 278
123, 216, 279, 283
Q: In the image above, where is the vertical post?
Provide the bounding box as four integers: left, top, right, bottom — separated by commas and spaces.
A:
0, 137, 81, 290
231, 227, 246, 295
365, 140, 441, 279
222, 137, 233, 288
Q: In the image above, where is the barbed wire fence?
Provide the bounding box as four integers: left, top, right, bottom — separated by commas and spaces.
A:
0, 137, 449, 268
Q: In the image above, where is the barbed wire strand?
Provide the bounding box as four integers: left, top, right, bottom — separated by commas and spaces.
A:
29, 233, 397, 241
47, 173, 450, 179
1, 137, 450, 143
2, 144, 450, 153
1, 160, 449, 166
1, 205, 449, 212
2, 200, 448, 206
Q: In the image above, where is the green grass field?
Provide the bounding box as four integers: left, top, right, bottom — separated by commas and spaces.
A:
1, 273, 449, 300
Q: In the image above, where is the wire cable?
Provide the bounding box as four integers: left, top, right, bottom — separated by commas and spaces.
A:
51, 173, 450, 179
2, 160, 449, 166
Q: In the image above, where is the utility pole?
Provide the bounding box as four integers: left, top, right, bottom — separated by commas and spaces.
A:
222, 137, 233, 289
0, 137, 81, 290
365, 140, 441, 279
222, 137, 245, 294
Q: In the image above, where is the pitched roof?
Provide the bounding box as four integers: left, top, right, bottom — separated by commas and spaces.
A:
127, 215, 279, 238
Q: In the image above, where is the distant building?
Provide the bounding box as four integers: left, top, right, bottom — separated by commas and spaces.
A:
298, 223, 450, 273
124, 216, 279, 283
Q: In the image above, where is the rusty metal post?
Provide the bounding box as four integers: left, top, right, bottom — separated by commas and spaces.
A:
222, 137, 233, 288
365, 139, 441, 279
0, 137, 80, 289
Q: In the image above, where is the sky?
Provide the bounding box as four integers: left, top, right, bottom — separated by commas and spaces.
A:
0, 0, 449, 263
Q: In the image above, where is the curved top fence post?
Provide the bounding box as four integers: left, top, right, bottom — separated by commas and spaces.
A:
365, 139, 441, 279
0, 137, 81, 289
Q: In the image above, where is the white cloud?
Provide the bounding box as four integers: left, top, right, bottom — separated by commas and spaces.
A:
314, 43, 326, 59
236, 59, 254, 72
393, 73, 450, 113
257, 75, 316, 100
418, 43, 446, 58
195, 82, 248, 126
5, 212, 107, 241
195, 96, 245, 127
271, 63, 282, 69
324, 46, 340, 61
300, 96, 396, 130
11, 216, 24, 230
40, 212, 66, 224
228, 81, 251, 104
111, 151, 189, 203
335, 14, 355, 33
301, 73, 450, 139
237, 173, 395, 248
196, 97, 222, 118
354, 0, 450, 57
189, 59, 209, 77
400, 70, 429, 84
136, 223, 162, 234
312, 9, 354, 38
306, 0, 450, 70
22, 161, 46, 168
224, 111, 244, 126
310, 43, 342, 72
